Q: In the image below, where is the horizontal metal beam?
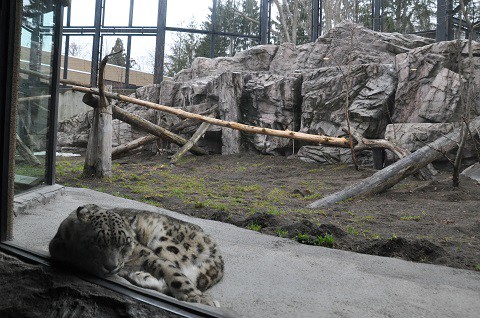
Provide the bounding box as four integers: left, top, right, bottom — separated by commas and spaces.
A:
63, 26, 262, 40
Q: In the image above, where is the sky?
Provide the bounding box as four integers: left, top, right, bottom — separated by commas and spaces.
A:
64, 0, 216, 73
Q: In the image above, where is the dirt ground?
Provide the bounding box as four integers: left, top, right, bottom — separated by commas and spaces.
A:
56, 152, 480, 272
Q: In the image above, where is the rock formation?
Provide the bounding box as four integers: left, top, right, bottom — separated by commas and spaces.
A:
58, 21, 480, 165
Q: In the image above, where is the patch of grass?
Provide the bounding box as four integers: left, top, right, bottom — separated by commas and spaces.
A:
246, 223, 262, 232
303, 193, 322, 200
347, 226, 359, 235
474, 264, 480, 272
266, 207, 283, 215
315, 234, 335, 247
295, 233, 311, 244
400, 215, 421, 221
236, 184, 261, 192
389, 234, 398, 241
275, 228, 288, 238
371, 233, 382, 240
295, 233, 335, 248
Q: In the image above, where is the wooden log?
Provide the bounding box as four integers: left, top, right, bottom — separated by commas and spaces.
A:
15, 134, 41, 166
71, 85, 351, 147
82, 93, 208, 156
170, 122, 211, 165
112, 135, 159, 159
308, 115, 480, 208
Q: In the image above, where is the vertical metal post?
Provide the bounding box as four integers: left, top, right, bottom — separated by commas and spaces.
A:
153, 0, 167, 84
46, 3, 64, 185
372, 0, 381, 32
319, 0, 323, 37
125, 0, 134, 87
260, 0, 269, 44
311, 0, 319, 41
90, 0, 103, 87
62, 4, 71, 81
210, 0, 218, 58
436, 0, 453, 41
0, 0, 20, 241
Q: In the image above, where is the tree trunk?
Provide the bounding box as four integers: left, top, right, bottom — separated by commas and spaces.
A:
83, 54, 113, 178
308, 115, 480, 208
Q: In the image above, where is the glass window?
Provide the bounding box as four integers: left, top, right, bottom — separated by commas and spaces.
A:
104, 0, 131, 26
61, 35, 93, 84
132, 0, 158, 26
166, 0, 211, 29
67, 0, 95, 26
16, 0, 57, 193
128, 36, 156, 86
216, 0, 260, 36
101, 35, 128, 84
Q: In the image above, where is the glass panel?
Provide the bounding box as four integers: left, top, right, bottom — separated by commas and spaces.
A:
166, 0, 211, 28
68, 0, 96, 26
16, 0, 56, 193
104, 0, 131, 26
129, 36, 155, 86
165, 31, 202, 77
216, 0, 260, 36
381, 0, 436, 33
61, 35, 93, 84
133, 0, 158, 26
271, 0, 312, 44
101, 36, 128, 85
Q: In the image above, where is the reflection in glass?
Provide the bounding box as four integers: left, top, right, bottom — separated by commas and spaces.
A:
16, 0, 56, 193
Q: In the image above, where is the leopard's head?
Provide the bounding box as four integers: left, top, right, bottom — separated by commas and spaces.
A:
49, 204, 136, 276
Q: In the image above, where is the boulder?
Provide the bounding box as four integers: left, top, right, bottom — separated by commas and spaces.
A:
383, 122, 479, 162
393, 40, 480, 123
301, 64, 396, 139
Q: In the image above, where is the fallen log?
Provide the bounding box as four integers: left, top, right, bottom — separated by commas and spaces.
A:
308, 115, 480, 208
112, 135, 159, 159
170, 122, 211, 165
82, 93, 208, 156
70, 85, 351, 147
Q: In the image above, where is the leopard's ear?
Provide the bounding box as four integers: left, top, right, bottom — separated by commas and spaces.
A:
76, 204, 100, 223
76, 206, 91, 223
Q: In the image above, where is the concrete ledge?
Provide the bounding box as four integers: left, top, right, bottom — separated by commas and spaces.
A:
14, 185, 65, 215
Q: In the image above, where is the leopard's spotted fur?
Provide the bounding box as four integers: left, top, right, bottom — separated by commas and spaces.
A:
49, 204, 224, 306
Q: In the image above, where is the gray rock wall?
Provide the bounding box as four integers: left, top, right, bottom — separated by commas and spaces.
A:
58, 21, 479, 164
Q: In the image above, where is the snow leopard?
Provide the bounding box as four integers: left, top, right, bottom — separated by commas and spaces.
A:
49, 204, 224, 307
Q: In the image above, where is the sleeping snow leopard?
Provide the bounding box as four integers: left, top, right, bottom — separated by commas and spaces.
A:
49, 204, 224, 307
